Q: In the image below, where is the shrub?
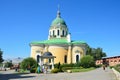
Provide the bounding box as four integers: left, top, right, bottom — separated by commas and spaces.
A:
60, 63, 74, 68
5, 62, 13, 68
114, 64, 120, 72
51, 68, 60, 73
30, 68, 36, 73
62, 67, 73, 72
109, 66, 114, 69
95, 64, 102, 68
74, 62, 81, 67
80, 55, 95, 68
20, 57, 38, 70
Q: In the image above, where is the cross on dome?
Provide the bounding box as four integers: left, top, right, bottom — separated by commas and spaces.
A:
57, 4, 61, 18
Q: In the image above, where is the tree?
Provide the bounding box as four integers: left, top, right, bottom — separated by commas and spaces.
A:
0, 49, 4, 63
20, 57, 37, 70
80, 55, 95, 68
86, 46, 107, 61
5, 62, 13, 68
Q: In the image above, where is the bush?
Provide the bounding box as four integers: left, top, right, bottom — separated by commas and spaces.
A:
109, 66, 114, 69
20, 57, 38, 70
51, 68, 60, 73
80, 55, 95, 68
62, 67, 73, 72
60, 63, 74, 68
74, 62, 81, 67
5, 62, 13, 68
114, 64, 120, 72
30, 68, 36, 73
95, 64, 102, 68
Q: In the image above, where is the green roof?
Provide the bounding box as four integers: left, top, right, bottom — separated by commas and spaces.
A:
31, 39, 86, 45
71, 41, 86, 44
31, 39, 68, 45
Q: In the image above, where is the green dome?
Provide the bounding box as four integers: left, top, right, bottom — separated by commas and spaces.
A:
51, 17, 66, 26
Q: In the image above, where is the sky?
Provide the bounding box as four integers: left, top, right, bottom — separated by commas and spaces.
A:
0, 0, 120, 59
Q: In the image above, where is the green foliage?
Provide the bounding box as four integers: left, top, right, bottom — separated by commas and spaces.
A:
74, 62, 81, 67
51, 68, 60, 73
86, 46, 107, 61
109, 66, 114, 69
71, 67, 95, 72
54, 62, 61, 69
20, 57, 37, 70
0, 49, 4, 63
114, 64, 120, 72
60, 63, 74, 67
54, 63, 75, 72
80, 55, 95, 68
62, 67, 73, 72
95, 64, 102, 68
5, 62, 13, 68
30, 68, 36, 73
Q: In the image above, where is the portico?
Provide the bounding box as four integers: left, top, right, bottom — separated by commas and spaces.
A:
38, 52, 56, 69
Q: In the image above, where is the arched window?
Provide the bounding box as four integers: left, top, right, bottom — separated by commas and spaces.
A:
76, 55, 79, 63
53, 30, 55, 36
62, 30, 64, 36
57, 30, 59, 36
37, 55, 40, 63
64, 55, 67, 63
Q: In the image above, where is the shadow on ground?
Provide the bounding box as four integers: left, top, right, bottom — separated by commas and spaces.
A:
0, 73, 35, 80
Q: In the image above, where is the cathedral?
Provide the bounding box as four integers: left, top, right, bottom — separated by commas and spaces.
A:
30, 9, 88, 67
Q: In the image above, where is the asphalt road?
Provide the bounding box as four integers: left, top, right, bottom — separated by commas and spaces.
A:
0, 67, 117, 80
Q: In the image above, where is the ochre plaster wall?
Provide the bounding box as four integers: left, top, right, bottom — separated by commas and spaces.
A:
72, 46, 84, 63
31, 46, 44, 60
48, 46, 68, 64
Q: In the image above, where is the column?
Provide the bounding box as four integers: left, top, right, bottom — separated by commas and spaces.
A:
39, 57, 42, 66
67, 45, 72, 64
52, 58, 54, 69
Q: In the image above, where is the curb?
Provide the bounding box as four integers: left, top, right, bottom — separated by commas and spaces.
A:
112, 68, 120, 80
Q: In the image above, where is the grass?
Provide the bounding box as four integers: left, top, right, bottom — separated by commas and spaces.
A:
71, 67, 95, 72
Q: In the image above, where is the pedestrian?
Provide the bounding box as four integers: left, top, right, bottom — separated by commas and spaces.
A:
103, 65, 105, 70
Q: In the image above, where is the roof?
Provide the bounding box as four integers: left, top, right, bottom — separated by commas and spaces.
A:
102, 56, 120, 59
71, 40, 86, 44
43, 52, 52, 57
31, 39, 68, 45
30, 39, 86, 45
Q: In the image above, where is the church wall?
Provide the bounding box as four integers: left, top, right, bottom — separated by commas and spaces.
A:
72, 46, 84, 63
31, 46, 44, 60
48, 46, 68, 64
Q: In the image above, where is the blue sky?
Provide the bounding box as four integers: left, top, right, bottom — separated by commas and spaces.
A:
0, 0, 120, 59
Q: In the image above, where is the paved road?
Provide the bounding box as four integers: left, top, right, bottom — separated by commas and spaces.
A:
0, 67, 116, 80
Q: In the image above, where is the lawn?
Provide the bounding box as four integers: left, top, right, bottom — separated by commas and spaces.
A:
70, 67, 95, 72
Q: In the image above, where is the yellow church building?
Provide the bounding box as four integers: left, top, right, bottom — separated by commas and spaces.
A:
30, 9, 88, 68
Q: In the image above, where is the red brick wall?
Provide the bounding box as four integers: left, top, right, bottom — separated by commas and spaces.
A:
96, 56, 120, 66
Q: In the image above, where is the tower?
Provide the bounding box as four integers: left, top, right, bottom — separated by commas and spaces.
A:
48, 8, 70, 42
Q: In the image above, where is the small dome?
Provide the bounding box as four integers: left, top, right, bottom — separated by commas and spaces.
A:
51, 17, 66, 26
43, 52, 52, 57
